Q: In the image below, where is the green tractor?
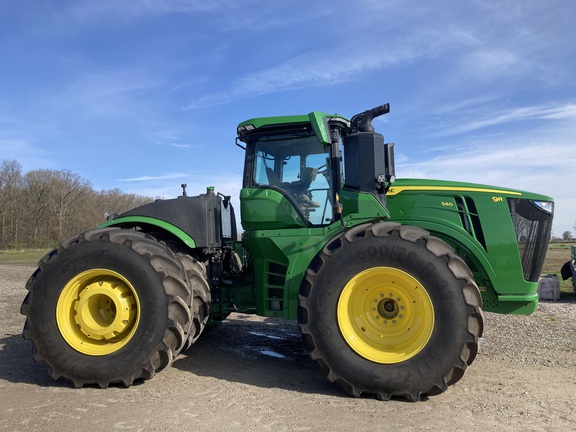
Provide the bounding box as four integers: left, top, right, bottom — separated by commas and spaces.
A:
21, 104, 554, 401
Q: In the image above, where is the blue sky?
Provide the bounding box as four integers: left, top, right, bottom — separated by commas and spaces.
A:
1, 0, 575, 236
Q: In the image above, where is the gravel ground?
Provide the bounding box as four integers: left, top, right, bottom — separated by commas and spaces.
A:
1, 264, 576, 431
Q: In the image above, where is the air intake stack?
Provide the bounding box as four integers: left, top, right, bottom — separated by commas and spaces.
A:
344, 103, 395, 199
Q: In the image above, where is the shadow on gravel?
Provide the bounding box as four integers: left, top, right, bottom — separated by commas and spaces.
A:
0, 334, 66, 387
1, 316, 344, 397
173, 315, 345, 398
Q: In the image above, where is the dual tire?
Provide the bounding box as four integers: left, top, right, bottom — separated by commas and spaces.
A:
21, 228, 209, 388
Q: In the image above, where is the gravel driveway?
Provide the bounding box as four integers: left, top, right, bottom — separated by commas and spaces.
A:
1, 264, 576, 431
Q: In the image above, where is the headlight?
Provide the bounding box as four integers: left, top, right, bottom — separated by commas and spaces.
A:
531, 200, 553, 214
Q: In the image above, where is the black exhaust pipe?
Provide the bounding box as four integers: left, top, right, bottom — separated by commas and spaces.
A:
350, 103, 390, 133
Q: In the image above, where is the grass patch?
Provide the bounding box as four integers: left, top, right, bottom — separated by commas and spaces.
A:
542, 242, 575, 296
542, 244, 572, 273
0, 249, 49, 266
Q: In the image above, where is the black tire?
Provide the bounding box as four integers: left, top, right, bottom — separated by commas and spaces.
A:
20, 228, 192, 388
177, 253, 211, 350
298, 222, 484, 401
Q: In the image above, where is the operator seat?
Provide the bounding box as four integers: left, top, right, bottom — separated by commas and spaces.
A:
265, 167, 282, 187
265, 166, 320, 208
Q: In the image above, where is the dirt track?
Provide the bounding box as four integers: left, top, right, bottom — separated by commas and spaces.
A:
2, 264, 576, 431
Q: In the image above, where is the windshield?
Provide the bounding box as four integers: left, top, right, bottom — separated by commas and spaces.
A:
251, 132, 334, 225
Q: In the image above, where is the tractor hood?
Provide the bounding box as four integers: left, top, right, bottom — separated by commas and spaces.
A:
387, 178, 554, 203
386, 177, 554, 314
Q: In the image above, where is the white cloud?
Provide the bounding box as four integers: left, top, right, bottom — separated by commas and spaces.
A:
398, 139, 576, 235
540, 105, 576, 120
118, 171, 244, 215
119, 172, 189, 182
458, 49, 521, 79
184, 29, 477, 109
431, 103, 576, 136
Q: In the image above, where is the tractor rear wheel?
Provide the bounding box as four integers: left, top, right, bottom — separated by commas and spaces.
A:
298, 222, 484, 401
20, 228, 192, 388
177, 253, 211, 350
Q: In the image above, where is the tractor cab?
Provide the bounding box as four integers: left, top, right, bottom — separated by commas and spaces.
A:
237, 105, 395, 230
238, 119, 339, 227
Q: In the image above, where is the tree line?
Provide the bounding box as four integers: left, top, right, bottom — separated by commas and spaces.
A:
0, 159, 153, 250
2, 157, 574, 250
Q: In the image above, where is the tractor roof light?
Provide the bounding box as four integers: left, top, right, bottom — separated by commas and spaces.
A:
237, 124, 256, 133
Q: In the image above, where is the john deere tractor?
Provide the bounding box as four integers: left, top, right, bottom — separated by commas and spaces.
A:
21, 104, 554, 401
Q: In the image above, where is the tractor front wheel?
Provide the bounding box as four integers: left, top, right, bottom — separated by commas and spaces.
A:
298, 222, 484, 401
20, 228, 192, 388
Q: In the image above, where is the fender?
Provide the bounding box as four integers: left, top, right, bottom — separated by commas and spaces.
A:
98, 188, 232, 249
99, 215, 197, 249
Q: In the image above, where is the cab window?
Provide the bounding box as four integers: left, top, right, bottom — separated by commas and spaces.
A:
253, 135, 333, 225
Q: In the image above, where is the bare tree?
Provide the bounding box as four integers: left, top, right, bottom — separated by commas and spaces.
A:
47, 170, 93, 240
96, 188, 153, 218
0, 159, 155, 249
0, 160, 24, 248
23, 170, 59, 248
563, 230, 574, 241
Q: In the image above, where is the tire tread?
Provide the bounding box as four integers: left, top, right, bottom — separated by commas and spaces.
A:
298, 222, 484, 401
21, 228, 192, 388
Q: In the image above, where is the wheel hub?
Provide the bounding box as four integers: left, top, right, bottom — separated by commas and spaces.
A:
377, 297, 401, 320
337, 266, 435, 364
74, 280, 136, 340
56, 269, 140, 356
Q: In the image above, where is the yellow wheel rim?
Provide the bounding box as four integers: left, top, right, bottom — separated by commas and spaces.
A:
337, 267, 434, 364
56, 269, 140, 356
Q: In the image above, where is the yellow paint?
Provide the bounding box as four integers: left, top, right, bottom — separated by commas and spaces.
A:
387, 185, 523, 197
56, 269, 140, 356
337, 267, 434, 364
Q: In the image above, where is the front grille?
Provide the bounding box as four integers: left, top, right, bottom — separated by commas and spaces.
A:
508, 198, 553, 282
